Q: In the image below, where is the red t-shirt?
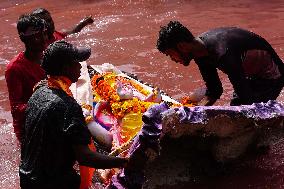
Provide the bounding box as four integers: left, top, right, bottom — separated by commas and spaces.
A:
47, 31, 68, 45
5, 52, 45, 140
54, 30, 67, 40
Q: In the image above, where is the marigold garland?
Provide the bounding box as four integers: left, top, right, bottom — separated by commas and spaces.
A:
111, 98, 155, 119
47, 76, 73, 97
91, 73, 120, 105
91, 73, 155, 118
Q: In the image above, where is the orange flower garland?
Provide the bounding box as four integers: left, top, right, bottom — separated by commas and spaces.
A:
47, 76, 73, 97
92, 73, 120, 104
91, 73, 155, 119
111, 98, 155, 119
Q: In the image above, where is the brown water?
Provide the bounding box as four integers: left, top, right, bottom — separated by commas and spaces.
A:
1, 0, 284, 188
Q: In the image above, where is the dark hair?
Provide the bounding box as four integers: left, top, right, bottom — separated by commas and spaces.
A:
31, 8, 54, 38
42, 40, 91, 75
17, 14, 46, 41
156, 21, 195, 53
42, 41, 73, 75
31, 8, 50, 17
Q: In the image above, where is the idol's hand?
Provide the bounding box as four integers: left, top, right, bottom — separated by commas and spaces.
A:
144, 87, 162, 102
152, 87, 162, 103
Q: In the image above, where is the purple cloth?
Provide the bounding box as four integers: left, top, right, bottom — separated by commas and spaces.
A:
175, 100, 284, 124
108, 100, 284, 188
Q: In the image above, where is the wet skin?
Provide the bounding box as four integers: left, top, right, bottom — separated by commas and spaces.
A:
22, 26, 48, 52
63, 61, 82, 83
164, 48, 193, 66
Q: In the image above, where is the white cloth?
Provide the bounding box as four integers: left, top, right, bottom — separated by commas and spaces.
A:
70, 61, 93, 106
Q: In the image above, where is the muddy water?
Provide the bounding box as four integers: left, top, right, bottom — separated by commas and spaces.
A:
1, 0, 284, 188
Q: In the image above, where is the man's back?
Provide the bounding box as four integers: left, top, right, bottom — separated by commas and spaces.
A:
198, 27, 281, 65
20, 86, 91, 188
196, 27, 284, 104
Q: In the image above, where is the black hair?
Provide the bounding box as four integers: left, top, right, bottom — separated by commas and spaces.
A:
31, 8, 50, 17
42, 40, 91, 75
31, 8, 54, 38
17, 14, 46, 43
42, 41, 74, 75
156, 21, 195, 53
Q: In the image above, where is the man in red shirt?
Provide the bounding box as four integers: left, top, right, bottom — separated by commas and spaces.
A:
5, 14, 48, 142
31, 8, 94, 45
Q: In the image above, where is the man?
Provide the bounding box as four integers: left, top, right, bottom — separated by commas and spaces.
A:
31, 8, 94, 44
157, 21, 284, 106
20, 40, 128, 189
5, 14, 47, 142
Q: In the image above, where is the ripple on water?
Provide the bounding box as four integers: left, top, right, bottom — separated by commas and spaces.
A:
117, 63, 140, 73
0, 106, 12, 124
0, 123, 20, 189
0, 57, 8, 65
92, 16, 122, 31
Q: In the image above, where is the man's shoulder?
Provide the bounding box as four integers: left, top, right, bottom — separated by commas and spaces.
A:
5, 52, 27, 79
201, 27, 248, 34
53, 31, 67, 40
32, 86, 79, 109
33, 86, 65, 101
6, 52, 25, 70
199, 27, 254, 40
199, 27, 260, 58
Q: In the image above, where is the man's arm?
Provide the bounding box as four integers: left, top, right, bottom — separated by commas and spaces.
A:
66, 104, 127, 169
5, 67, 26, 140
196, 61, 223, 106
73, 144, 128, 169
64, 16, 94, 35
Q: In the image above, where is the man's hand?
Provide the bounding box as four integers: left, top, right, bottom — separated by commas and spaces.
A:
188, 87, 217, 106
198, 95, 217, 106
68, 15, 94, 35
80, 15, 94, 27
189, 87, 206, 103
73, 144, 128, 169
